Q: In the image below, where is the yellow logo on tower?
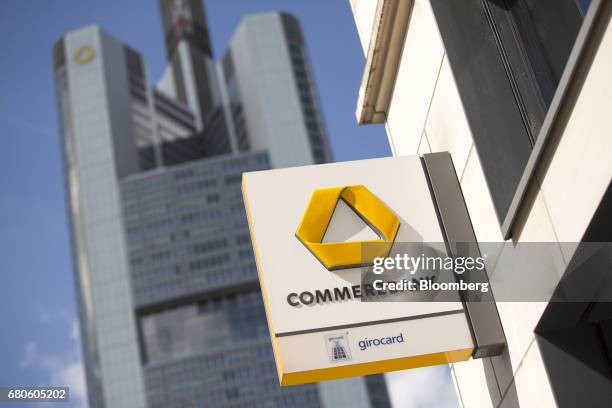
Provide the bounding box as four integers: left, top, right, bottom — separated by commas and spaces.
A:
73, 45, 95, 65
295, 185, 400, 270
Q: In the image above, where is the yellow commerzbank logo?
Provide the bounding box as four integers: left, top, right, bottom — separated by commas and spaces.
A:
295, 185, 400, 270
73, 45, 95, 65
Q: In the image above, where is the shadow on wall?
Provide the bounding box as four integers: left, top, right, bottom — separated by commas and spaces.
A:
536, 182, 612, 408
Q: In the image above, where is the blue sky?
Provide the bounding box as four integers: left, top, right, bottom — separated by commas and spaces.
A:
0, 1, 455, 407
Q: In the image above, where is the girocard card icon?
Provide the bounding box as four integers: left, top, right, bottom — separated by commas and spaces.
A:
325, 333, 352, 363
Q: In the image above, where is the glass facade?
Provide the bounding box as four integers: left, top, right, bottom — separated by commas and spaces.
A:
121, 152, 268, 307
140, 289, 268, 364
222, 50, 251, 152
120, 152, 325, 407
282, 14, 330, 165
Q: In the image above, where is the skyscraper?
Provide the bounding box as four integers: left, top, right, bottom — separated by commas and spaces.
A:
54, 1, 390, 407
221, 12, 332, 167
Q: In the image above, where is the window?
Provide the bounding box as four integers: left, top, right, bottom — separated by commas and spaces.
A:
225, 388, 239, 401
487, 0, 585, 140
139, 289, 267, 364
224, 174, 241, 185
431, 0, 590, 228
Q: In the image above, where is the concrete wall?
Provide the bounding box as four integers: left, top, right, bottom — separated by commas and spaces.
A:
350, 1, 612, 407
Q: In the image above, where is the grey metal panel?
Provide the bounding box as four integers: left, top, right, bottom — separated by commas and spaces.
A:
422, 152, 506, 358
501, 0, 607, 239
430, 0, 533, 225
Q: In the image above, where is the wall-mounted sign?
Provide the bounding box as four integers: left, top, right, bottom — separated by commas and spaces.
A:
242, 156, 474, 386
73, 45, 95, 65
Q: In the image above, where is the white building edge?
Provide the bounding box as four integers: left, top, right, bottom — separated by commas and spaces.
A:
350, 0, 612, 407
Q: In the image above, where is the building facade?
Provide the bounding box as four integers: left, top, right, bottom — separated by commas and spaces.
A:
349, 0, 611, 407
54, 1, 390, 407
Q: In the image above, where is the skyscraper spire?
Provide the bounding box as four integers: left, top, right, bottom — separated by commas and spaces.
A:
159, 0, 216, 130
159, 0, 212, 58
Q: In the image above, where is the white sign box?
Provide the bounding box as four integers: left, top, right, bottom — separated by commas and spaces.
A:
242, 156, 473, 385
